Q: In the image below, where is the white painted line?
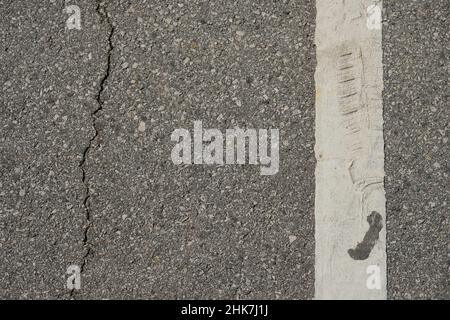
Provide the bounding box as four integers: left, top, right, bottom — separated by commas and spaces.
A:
314, 0, 386, 299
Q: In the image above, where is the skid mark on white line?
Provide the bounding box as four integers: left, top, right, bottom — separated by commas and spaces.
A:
314, 0, 386, 299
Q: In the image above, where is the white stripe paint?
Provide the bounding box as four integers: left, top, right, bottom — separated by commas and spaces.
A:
314, 0, 386, 299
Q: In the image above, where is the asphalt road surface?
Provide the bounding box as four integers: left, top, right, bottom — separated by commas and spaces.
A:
383, 0, 449, 299
0, 0, 448, 299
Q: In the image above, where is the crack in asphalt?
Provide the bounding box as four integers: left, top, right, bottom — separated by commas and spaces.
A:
75, 1, 114, 297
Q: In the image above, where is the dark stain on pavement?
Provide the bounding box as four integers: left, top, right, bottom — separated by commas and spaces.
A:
348, 211, 383, 260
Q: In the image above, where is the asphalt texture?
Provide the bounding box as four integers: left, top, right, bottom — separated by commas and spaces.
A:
0, 0, 448, 300
1, 0, 316, 299
383, 0, 449, 299
1, 0, 104, 298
